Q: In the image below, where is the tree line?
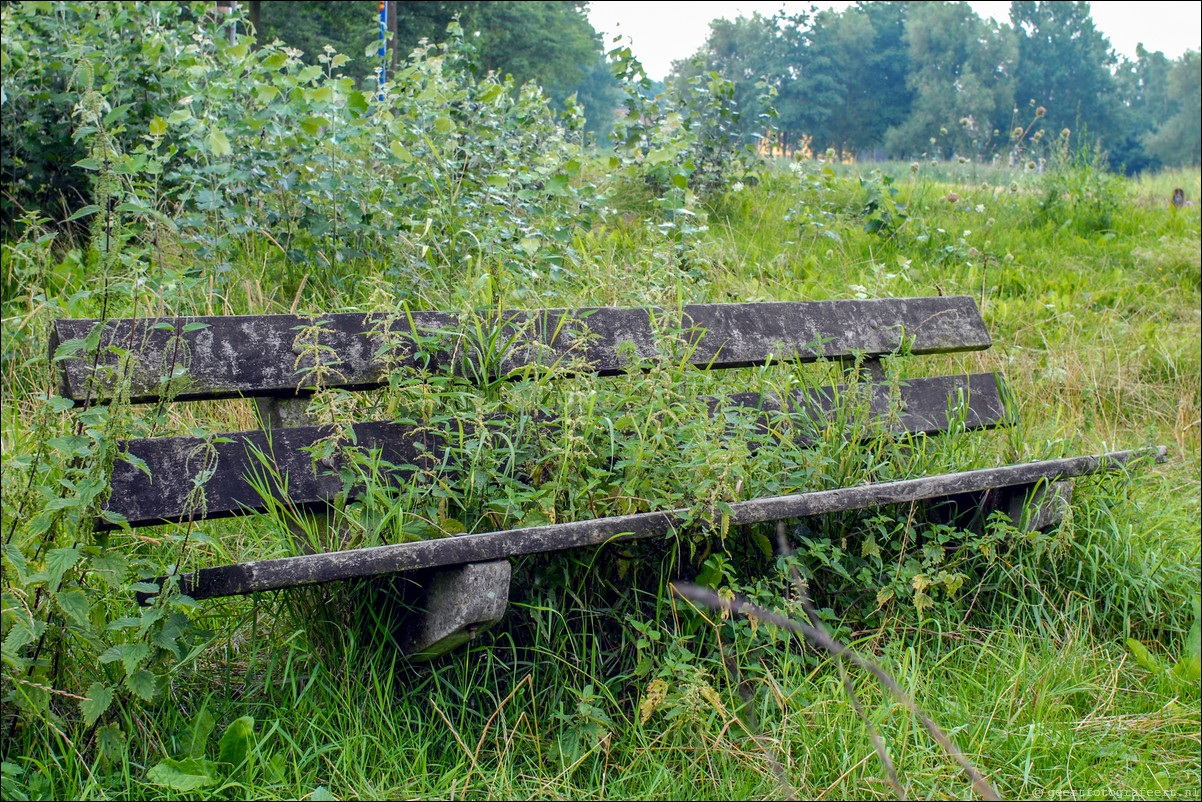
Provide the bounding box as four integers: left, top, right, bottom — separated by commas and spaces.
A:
673, 1, 1200, 172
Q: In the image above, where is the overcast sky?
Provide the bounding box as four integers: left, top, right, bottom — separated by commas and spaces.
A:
586, 1, 1202, 81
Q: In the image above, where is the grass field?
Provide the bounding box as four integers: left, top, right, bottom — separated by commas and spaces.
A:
2, 157, 1199, 800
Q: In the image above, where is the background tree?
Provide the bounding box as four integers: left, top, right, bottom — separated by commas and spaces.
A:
254, 1, 613, 129
1142, 50, 1202, 167
883, 2, 1016, 159
1010, 1, 1124, 152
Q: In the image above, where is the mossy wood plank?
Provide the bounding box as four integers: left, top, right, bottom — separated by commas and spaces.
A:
53, 297, 991, 403
149, 447, 1165, 601
100, 373, 1005, 529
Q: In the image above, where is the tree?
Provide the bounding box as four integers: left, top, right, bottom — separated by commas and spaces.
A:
1142, 50, 1201, 167
671, 13, 790, 146
884, 2, 1016, 159
253, 2, 606, 122
1009, 1, 1124, 152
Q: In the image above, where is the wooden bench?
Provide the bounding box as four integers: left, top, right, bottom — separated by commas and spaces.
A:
51, 297, 1164, 658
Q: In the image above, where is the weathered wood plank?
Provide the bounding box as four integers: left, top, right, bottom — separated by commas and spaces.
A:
100, 373, 1005, 529
146, 447, 1166, 601
53, 297, 991, 403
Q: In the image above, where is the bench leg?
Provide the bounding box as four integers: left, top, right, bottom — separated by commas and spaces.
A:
1000, 480, 1073, 533
397, 559, 512, 661
924, 480, 1073, 533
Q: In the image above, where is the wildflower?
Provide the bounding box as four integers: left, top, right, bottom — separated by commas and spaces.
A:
1012, 127, 1024, 140
910, 161, 920, 173
825, 249, 835, 259
960, 117, 970, 127
731, 181, 745, 192
958, 156, 968, 164
1060, 128, 1071, 139
930, 137, 937, 145
1036, 106, 1047, 118
825, 147, 836, 162
1009, 182, 1019, 193
968, 247, 979, 258
1003, 253, 1014, 264
930, 159, 937, 167
947, 192, 960, 204
1033, 130, 1044, 142
1026, 161, 1036, 170
987, 217, 996, 227
975, 204, 986, 213
940, 127, 948, 136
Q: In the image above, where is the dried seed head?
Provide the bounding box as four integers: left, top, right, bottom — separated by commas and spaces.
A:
940, 127, 948, 135
1036, 106, 1047, 117
947, 192, 960, 204
910, 161, 920, 173
1012, 127, 1024, 140
1009, 181, 1019, 193
1060, 128, 1071, 139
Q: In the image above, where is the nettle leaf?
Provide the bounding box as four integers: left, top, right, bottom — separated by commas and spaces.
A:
125, 668, 158, 702
146, 758, 218, 792
99, 642, 151, 676
1, 544, 29, 585
218, 716, 255, 768
45, 546, 82, 591
52, 337, 88, 361
80, 682, 114, 726
91, 551, 128, 584
55, 588, 92, 628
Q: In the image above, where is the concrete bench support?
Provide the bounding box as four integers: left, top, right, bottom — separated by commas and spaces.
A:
398, 559, 512, 661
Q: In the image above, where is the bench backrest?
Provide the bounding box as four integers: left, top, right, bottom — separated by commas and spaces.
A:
52, 297, 1003, 529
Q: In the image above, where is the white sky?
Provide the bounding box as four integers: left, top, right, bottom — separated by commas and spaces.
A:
586, 1, 1202, 81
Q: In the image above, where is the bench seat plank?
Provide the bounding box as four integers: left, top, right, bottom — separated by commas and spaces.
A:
101, 373, 1006, 529
54, 297, 991, 403
150, 447, 1165, 601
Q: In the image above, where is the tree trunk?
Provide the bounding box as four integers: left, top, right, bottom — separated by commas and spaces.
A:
249, 0, 260, 42
388, 0, 400, 72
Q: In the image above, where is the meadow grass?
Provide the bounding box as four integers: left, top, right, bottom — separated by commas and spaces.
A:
1, 161, 1198, 800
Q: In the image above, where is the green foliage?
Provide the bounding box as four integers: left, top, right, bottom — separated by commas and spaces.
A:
0, 3, 1199, 797
1035, 130, 1126, 233
1126, 596, 1202, 691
